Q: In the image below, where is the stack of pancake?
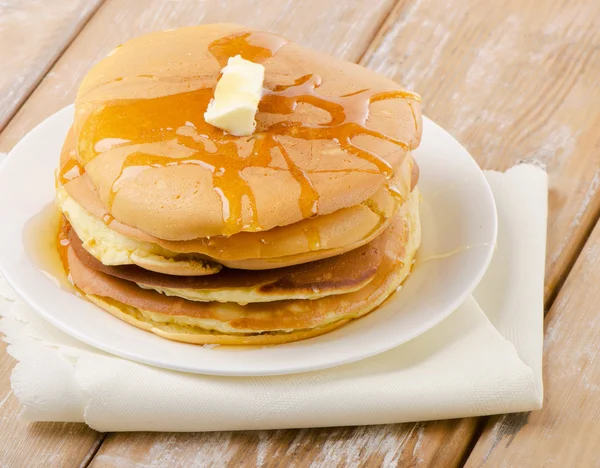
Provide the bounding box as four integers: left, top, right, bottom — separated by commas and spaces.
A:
56, 24, 423, 345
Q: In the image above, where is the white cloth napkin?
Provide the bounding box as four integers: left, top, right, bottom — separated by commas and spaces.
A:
0, 164, 547, 432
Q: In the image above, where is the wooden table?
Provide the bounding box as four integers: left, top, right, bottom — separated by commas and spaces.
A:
1, 0, 599, 466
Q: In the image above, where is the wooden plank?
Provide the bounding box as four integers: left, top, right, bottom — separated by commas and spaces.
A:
0, 0, 104, 130
0, 3, 108, 464
465, 220, 600, 466
0, 0, 395, 153
0, 0, 399, 466
0, 343, 102, 467
343, 0, 600, 463
2, 0, 596, 466
362, 0, 600, 303
91, 420, 477, 468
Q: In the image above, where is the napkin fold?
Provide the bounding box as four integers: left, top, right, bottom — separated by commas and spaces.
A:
0, 164, 547, 432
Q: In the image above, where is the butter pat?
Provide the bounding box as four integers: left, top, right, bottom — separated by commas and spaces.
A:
204, 55, 265, 136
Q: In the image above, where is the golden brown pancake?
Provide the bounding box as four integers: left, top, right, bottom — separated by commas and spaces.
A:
66, 190, 420, 344
59, 126, 417, 271
69, 23, 422, 241
67, 220, 386, 304
58, 171, 407, 271
55, 24, 424, 346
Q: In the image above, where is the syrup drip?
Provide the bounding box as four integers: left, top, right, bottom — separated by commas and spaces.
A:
259, 74, 414, 177
23, 204, 73, 291
58, 158, 85, 186
275, 140, 319, 218
416, 243, 495, 266
303, 225, 322, 251
78, 31, 420, 237
57, 216, 71, 273
387, 184, 405, 203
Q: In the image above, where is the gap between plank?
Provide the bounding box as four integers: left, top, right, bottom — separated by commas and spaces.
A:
0, 2, 110, 465
357, 0, 412, 65
458, 196, 600, 467
457, 418, 488, 467
543, 200, 600, 309
80, 433, 108, 468
0, 0, 106, 136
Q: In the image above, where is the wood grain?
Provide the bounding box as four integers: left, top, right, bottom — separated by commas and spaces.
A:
0, 342, 102, 468
0, 0, 396, 153
465, 220, 600, 467
0, 0, 104, 131
0, 4, 106, 465
363, 0, 600, 303
2, 0, 598, 466
349, 0, 600, 463
0, 0, 399, 466
91, 420, 478, 468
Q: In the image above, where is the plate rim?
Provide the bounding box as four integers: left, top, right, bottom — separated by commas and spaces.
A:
0, 105, 497, 376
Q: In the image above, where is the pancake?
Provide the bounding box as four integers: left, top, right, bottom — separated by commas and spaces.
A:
66, 216, 387, 304
56, 184, 221, 276
57, 176, 407, 271
58, 164, 416, 272
59, 126, 417, 271
72, 23, 422, 241
66, 189, 420, 344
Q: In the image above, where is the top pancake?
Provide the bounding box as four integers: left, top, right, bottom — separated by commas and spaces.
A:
72, 23, 422, 240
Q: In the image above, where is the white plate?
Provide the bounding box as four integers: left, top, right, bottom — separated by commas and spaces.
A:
0, 106, 496, 376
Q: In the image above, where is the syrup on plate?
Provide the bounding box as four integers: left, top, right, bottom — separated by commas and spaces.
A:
22, 202, 73, 292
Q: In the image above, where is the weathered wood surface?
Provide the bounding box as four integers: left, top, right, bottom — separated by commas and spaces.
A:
0, 0, 396, 152
90, 420, 478, 468
0, 342, 103, 467
0, 3, 108, 466
363, 0, 600, 304
1, 0, 599, 466
0, 0, 406, 466
466, 221, 600, 467
0, 0, 104, 130
351, 0, 600, 463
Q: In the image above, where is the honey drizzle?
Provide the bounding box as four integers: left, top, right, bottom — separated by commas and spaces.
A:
80, 31, 421, 237
303, 225, 322, 251
57, 216, 71, 273
407, 100, 419, 134
416, 243, 494, 266
387, 183, 405, 203
23, 204, 73, 290
260, 75, 417, 178
58, 158, 85, 186
274, 139, 319, 218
